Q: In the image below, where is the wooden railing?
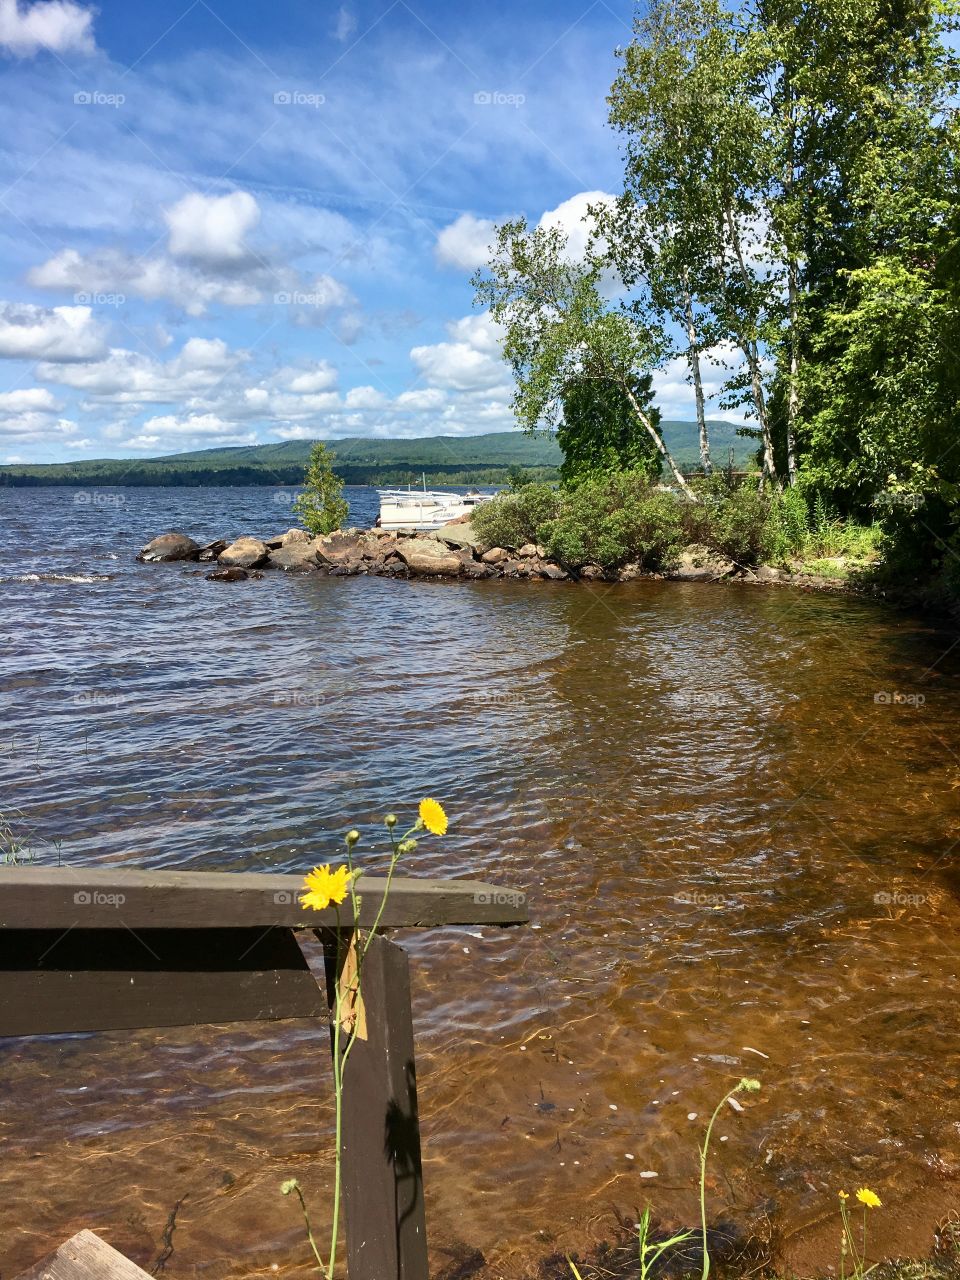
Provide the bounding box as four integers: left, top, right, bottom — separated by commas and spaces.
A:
0, 865, 528, 1280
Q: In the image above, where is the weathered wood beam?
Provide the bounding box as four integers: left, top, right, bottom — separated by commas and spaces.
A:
323, 931, 429, 1280
0, 927, 327, 1036
14, 1230, 152, 1280
0, 867, 528, 930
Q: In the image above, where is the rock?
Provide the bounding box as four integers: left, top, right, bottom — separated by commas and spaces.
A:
198, 539, 228, 562
618, 563, 643, 582
431, 522, 486, 551
219, 536, 270, 569
315, 530, 363, 572
359, 533, 400, 562
267, 541, 320, 572
755, 564, 784, 581
517, 543, 540, 558
206, 567, 249, 582
579, 563, 604, 580
481, 547, 510, 565
137, 532, 201, 563
463, 561, 494, 579
282, 528, 313, 546
398, 537, 463, 576
501, 559, 525, 577
538, 562, 569, 580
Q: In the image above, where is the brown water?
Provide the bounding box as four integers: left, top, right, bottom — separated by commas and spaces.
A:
1, 488, 959, 1276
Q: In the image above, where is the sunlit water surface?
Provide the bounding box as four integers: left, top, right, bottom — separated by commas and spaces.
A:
1, 487, 959, 1277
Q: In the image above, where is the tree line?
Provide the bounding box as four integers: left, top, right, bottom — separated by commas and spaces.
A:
474, 0, 960, 585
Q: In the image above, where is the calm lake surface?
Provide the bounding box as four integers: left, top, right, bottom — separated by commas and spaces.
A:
1, 485, 959, 1277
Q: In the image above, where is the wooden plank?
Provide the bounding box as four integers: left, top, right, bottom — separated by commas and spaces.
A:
14, 1229, 152, 1280
0, 927, 326, 1035
323, 931, 429, 1280
0, 867, 528, 930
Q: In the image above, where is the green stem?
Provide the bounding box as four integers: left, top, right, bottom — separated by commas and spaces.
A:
292, 1183, 327, 1273
700, 1089, 732, 1280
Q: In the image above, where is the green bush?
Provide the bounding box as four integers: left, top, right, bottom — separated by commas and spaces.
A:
692, 480, 774, 567
543, 472, 686, 571
471, 482, 561, 549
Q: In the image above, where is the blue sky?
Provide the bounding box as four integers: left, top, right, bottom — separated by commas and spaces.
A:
0, 0, 709, 462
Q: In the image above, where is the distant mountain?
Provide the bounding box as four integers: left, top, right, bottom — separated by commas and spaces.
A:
0, 422, 755, 487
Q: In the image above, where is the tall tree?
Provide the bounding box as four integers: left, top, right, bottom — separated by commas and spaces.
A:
559, 374, 663, 487
472, 218, 698, 499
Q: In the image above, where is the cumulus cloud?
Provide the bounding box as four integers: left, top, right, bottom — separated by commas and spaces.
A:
164, 191, 261, 266
435, 213, 497, 272
0, 0, 95, 57
537, 190, 614, 260
0, 302, 106, 361
409, 311, 508, 392
0, 410, 78, 440
0, 386, 60, 412
36, 337, 241, 402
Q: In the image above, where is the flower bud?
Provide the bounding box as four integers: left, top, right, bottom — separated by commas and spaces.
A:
385, 813, 397, 829
345, 829, 360, 848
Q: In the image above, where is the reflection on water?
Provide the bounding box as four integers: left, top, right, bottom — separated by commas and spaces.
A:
1, 487, 959, 1276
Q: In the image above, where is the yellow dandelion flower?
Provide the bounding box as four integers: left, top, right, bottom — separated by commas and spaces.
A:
300, 863, 354, 911
418, 797, 448, 836
855, 1188, 881, 1209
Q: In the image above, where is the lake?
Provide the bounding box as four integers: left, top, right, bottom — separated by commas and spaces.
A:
1, 485, 959, 1277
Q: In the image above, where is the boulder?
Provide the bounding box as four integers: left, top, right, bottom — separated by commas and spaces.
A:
282, 528, 313, 546
501, 559, 526, 577
398, 537, 463, 576
481, 547, 510, 565
206, 567, 249, 583
579, 563, 605, 581
315, 530, 363, 572
517, 543, 540, 558
137, 532, 201, 563
267, 541, 320, 572
431, 522, 486, 551
198, 539, 228, 562
538, 562, 569, 580
618, 563, 643, 582
219, 536, 269, 569
463, 560, 494, 579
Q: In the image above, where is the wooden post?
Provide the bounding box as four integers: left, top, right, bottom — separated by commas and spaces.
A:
322, 930, 428, 1280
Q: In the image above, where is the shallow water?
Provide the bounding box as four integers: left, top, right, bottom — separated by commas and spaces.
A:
1, 486, 959, 1276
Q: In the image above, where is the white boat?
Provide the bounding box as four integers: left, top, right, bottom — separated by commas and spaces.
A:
376, 482, 494, 531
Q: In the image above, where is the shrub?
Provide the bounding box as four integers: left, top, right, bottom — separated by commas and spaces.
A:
471, 483, 561, 548
696, 482, 774, 567
543, 472, 686, 571
294, 442, 348, 535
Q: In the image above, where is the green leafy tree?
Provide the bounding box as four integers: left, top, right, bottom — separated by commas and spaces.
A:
293, 442, 349, 535
559, 374, 663, 486
473, 218, 698, 500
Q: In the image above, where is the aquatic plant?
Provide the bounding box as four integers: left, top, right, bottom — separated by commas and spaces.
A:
281, 797, 448, 1280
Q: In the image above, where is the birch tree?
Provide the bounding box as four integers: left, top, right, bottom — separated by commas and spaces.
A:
472, 219, 698, 500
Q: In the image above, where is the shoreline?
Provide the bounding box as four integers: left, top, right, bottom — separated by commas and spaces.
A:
136, 523, 875, 599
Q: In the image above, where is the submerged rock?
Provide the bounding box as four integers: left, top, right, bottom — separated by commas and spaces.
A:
198, 539, 228, 562
219, 536, 270, 569
206, 566, 249, 582
137, 532, 201, 563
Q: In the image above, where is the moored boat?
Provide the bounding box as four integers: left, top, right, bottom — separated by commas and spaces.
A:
376, 484, 493, 530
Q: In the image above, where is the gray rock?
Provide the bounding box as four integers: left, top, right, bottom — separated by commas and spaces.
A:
137, 532, 201, 563
219, 536, 270, 569
538, 562, 569, 580
481, 547, 510, 565
282, 528, 313, 546
430, 522, 486, 550
579, 563, 604, 580
463, 560, 494, 579
517, 543, 540, 558
398, 537, 463, 576
267, 541, 320, 572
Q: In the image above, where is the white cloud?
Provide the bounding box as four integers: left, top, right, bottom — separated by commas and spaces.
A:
0, 411, 77, 440
409, 311, 508, 392
395, 388, 446, 411
334, 6, 356, 41
344, 385, 386, 409
284, 362, 339, 394
36, 338, 243, 402
435, 213, 497, 272
0, 386, 60, 412
164, 191, 261, 266
0, 302, 106, 361
0, 0, 95, 57
537, 190, 614, 260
